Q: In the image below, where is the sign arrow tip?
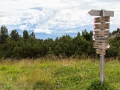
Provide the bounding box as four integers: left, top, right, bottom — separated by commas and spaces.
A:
88, 10, 92, 15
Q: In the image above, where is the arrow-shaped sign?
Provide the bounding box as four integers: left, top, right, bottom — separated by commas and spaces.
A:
88, 10, 114, 17
93, 39, 108, 43
93, 30, 109, 37
94, 42, 108, 50
94, 23, 109, 29
96, 49, 106, 55
94, 16, 110, 23
93, 36, 109, 40
92, 36, 109, 43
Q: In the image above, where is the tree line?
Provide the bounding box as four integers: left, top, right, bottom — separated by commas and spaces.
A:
0, 25, 120, 60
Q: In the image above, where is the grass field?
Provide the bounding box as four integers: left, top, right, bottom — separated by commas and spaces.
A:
0, 58, 119, 90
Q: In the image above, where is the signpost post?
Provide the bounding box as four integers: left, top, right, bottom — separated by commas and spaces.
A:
88, 9, 114, 85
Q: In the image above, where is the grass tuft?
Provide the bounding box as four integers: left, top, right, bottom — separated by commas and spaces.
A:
33, 80, 54, 90
87, 80, 115, 90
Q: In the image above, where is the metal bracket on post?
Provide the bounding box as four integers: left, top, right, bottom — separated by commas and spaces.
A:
101, 9, 105, 16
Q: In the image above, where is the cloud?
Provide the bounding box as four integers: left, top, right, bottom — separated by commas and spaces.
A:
30, 7, 43, 11
48, 8, 92, 34
20, 25, 28, 30
0, 0, 119, 35
34, 28, 51, 34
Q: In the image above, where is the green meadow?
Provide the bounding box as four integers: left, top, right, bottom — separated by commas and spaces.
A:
0, 58, 119, 90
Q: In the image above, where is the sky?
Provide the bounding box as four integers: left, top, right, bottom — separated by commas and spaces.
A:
0, 0, 120, 39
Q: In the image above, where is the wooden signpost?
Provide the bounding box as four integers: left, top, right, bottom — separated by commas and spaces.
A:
94, 16, 110, 23
96, 49, 106, 55
93, 30, 109, 37
88, 9, 114, 85
94, 39, 108, 43
94, 23, 110, 29
94, 42, 108, 49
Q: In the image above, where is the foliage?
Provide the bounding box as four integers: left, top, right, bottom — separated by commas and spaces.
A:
23, 30, 29, 40
0, 25, 8, 44
0, 25, 119, 59
106, 36, 120, 59
10, 29, 20, 41
112, 28, 120, 35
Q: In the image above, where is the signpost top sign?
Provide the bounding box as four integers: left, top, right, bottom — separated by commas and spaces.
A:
88, 9, 114, 17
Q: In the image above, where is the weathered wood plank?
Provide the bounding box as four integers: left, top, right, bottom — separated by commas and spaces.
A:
88, 10, 114, 17
96, 49, 106, 55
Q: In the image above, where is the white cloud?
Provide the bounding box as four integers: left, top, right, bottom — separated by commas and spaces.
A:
0, 0, 119, 34
34, 28, 51, 34
49, 8, 92, 30
0, 16, 21, 25
20, 25, 27, 30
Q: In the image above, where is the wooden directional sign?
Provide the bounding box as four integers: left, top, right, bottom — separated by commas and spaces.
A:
94, 16, 110, 23
94, 37, 109, 40
96, 49, 106, 55
88, 10, 114, 17
93, 30, 109, 37
94, 23, 109, 29
94, 42, 108, 49
92, 36, 109, 42
93, 36, 109, 42
94, 39, 108, 43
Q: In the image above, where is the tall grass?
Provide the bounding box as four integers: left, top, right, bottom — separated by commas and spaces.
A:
0, 58, 119, 90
